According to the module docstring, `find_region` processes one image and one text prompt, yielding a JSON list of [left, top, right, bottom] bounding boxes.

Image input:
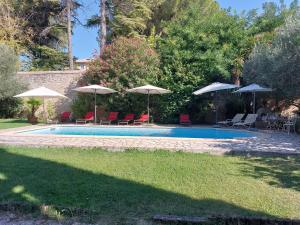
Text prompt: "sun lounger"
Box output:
[[118, 114, 135, 125], [233, 114, 258, 128], [218, 114, 244, 126], [100, 112, 119, 125], [60, 111, 71, 123], [76, 112, 94, 124], [133, 114, 149, 125], [180, 114, 192, 126]]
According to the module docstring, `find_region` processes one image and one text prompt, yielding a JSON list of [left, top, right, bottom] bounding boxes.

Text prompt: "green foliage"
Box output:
[[29, 45, 69, 71], [0, 0, 32, 53], [243, 14, 300, 110], [0, 44, 26, 118], [112, 0, 153, 37], [71, 95, 94, 118], [46, 101, 56, 120], [87, 0, 154, 39], [0, 44, 26, 98], [0, 98, 23, 118], [25, 98, 42, 117], [11, 0, 67, 48], [74, 37, 161, 118], [244, 1, 299, 43], [156, 1, 250, 122], [0, 0, 78, 70]]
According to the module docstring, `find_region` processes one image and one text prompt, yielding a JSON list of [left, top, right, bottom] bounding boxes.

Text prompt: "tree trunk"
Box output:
[[67, 0, 74, 70], [99, 0, 107, 56], [232, 67, 241, 86]]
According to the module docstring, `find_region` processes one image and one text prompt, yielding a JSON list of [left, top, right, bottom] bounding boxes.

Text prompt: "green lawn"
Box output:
[[0, 147, 299, 224], [0, 119, 31, 130]]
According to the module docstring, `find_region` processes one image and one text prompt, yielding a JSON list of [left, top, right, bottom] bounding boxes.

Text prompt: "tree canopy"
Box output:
[[0, 44, 26, 118], [0, 44, 25, 98], [0, 0, 299, 118], [0, 0, 80, 70], [243, 13, 300, 109], [72, 37, 161, 118]]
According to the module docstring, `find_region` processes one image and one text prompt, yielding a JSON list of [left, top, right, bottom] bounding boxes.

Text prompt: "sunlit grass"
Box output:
[[0, 119, 31, 130], [0, 146, 299, 223]]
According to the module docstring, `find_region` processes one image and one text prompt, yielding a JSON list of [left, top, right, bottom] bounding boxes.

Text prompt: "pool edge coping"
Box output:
[[3, 124, 260, 141]]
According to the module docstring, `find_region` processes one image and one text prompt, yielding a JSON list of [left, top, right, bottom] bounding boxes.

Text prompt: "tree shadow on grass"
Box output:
[[0, 148, 277, 224], [233, 155, 300, 192]]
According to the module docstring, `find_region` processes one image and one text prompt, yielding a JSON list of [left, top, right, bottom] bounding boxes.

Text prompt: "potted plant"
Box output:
[[25, 98, 42, 124]]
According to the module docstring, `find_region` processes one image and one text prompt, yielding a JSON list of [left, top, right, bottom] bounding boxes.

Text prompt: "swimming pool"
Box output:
[[20, 126, 255, 139]]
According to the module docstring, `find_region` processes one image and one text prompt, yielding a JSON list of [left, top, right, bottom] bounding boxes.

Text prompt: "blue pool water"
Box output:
[[20, 126, 255, 139]]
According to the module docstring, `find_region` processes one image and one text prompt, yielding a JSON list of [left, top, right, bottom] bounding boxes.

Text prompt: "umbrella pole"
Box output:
[[94, 90, 97, 124], [147, 91, 150, 124], [43, 97, 46, 123], [215, 91, 218, 124], [253, 92, 256, 114]]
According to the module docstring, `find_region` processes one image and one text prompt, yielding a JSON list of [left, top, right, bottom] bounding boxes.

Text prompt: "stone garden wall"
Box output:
[[17, 70, 84, 114]]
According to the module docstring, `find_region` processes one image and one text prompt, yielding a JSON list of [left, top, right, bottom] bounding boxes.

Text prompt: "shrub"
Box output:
[[71, 95, 94, 119], [73, 37, 161, 119], [0, 98, 23, 118], [0, 44, 27, 118], [46, 101, 56, 120], [243, 15, 300, 111], [25, 98, 42, 123]]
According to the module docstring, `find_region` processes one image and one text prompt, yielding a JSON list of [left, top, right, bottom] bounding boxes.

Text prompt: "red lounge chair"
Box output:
[[100, 112, 119, 125], [60, 111, 71, 123], [180, 114, 191, 126], [133, 114, 149, 125], [76, 112, 94, 124], [118, 114, 135, 125]]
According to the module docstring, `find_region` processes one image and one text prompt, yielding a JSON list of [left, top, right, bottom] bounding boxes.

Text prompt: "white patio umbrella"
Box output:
[[193, 82, 239, 124], [14, 86, 68, 121], [234, 83, 272, 113], [73, 85, 117, 123], [126, 85, 172, 124]]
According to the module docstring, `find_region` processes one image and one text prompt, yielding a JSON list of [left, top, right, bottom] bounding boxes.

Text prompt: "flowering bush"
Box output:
[[72, 37, 161, 119]]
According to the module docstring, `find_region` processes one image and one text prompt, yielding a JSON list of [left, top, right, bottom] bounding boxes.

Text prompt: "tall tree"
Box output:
[[100, 0, 107, 54], [244, 0, 299, 43], [243, 13, 300, 110], [111, 0, 152, 37], [0, 44, 26, 118], [8, 0, 69, 70], [87, 0, 154, 48], [67, 0, 74, 69], [72, 37, 160, 117], [0, 0, 32, 52], [61, 0, 81, 69], [86, 0, 109, 54], [156, 0, 251, 121]]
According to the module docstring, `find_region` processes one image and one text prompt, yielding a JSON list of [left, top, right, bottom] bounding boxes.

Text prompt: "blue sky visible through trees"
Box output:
[[73, 0, 294, 59]]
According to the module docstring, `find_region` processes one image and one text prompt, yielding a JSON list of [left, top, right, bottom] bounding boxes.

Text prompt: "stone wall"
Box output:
[[17, 70, 84, 114]]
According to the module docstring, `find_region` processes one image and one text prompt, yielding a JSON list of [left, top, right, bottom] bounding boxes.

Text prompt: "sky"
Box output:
[[73, 0, 294, 59]]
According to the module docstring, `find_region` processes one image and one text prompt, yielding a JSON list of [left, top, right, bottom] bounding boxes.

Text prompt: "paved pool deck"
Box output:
[[0, 124, 299, 156]]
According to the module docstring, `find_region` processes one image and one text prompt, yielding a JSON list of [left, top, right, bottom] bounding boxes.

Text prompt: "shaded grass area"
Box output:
[[0, 119, 31, 130], [237, 156, 300, 192], [0, 147, 299, 224]]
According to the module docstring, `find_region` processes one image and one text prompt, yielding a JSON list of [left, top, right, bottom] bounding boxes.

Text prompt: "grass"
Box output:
[[0, 119, 31, 130], [0, 146, 299, 224]]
